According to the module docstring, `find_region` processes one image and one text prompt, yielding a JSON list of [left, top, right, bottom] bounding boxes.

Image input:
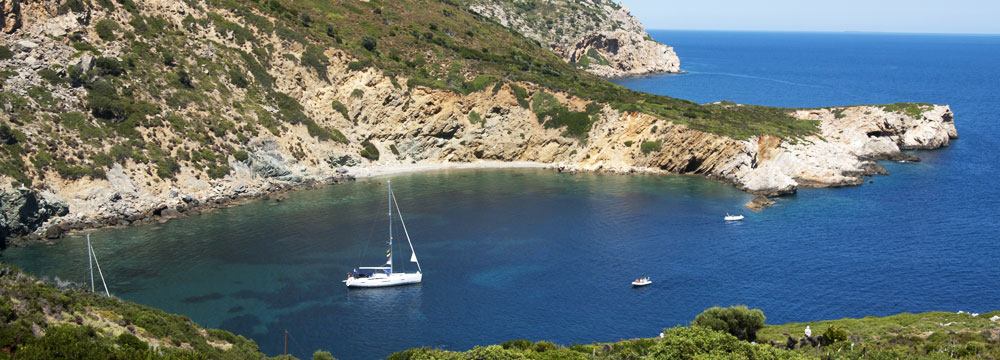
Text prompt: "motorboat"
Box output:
[[724, 213, 744, 221]]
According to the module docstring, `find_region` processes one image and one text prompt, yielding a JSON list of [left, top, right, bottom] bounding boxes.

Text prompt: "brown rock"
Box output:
[[745, 195, 775, 211]]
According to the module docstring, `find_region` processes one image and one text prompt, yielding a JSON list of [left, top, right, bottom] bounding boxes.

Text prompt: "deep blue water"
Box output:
[[4, 31, 1000, 359]]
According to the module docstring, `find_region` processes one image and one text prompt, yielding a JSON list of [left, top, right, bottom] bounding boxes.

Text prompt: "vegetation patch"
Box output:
[[359, 140, 379, 160], [881, 102, 933, 118], [640, 140, 661, 154]]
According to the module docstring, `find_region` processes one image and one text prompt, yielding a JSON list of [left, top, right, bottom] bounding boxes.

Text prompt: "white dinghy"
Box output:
[[345, 181, 423, 288], [724, 213, 744, 221], [632, 277, 652, 287]]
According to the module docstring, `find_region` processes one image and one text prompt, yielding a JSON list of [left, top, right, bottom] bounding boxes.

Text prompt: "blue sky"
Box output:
[[619, 0, 1000, 34]]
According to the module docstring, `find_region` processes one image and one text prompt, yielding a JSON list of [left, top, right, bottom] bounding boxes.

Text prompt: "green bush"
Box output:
[[361, 35, 377, 52], [37, 68, 64, 84], [821, 325, 849, 346], [312, 350, 337, 360], [351, 88, 364, 98], [0, 46, 13, 60], [624, 140, 633, 147], [95, 19, 119, 41], [691, 305, 766, 342], [359, 140, 379, 161], [468, 110, 481, 124], [331, 100, 349, 120], [233, 150, 249, 162], [640, 141, 661, 154], [94, 57, 124, 76]]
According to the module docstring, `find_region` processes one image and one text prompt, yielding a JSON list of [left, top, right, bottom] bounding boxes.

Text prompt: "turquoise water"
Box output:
[[4, 31, 1000, 359]]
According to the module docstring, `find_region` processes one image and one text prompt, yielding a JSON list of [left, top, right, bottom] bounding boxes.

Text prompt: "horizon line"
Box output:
[[645, 28, 1000, 36]]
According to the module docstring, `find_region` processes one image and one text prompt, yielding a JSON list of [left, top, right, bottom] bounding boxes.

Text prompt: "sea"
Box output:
[[3, 31, 999, 359]]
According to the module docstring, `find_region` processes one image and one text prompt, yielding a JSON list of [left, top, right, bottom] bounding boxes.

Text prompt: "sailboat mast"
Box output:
[[391, 191, 422, 273], [87, 234, 94, 292], [388, 181, 393, 274]]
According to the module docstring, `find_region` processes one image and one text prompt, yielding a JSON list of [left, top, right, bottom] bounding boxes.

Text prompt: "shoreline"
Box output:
[[347, 160, 552, 179], [3, 161, 560, 248]]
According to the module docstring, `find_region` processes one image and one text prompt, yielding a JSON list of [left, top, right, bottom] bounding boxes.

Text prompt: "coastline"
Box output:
[[347, 160, 551, 179]]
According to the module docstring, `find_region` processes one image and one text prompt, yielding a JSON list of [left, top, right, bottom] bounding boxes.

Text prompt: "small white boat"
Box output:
[[724, 213, 744, 221], [345, 181, 423, 288], [632, 277, 652, 287]]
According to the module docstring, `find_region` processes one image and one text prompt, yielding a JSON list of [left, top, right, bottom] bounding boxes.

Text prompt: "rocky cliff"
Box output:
[[0, 0, 956, 243], [466, 0, 680, 77]]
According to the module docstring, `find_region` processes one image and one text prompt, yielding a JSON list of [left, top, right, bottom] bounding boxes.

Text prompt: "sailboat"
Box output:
[[344, 181, 423, 288]]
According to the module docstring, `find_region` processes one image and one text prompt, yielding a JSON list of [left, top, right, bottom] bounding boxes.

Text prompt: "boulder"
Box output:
[[160, 208, 181, 218], [43, 225, 62, 239]]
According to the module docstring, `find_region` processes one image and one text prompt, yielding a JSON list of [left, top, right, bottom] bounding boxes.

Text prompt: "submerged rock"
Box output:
[[745, 195, 775, 211]]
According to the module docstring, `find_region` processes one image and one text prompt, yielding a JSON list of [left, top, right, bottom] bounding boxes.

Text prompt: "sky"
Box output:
[[619, 0, 1000, 35]]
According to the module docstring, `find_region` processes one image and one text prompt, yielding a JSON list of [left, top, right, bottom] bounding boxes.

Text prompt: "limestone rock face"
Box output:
[[731, 105, 958, 195], [468, 0, 680, 77]]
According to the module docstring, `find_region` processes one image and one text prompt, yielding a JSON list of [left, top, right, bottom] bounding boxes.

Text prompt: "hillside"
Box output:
[[0, 264, 312, 359], [0, 0, 956, 242], [464, 0, 681, 77]]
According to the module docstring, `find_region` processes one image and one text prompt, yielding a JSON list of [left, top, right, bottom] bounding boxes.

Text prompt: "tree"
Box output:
[[691, 305, 766, 342]]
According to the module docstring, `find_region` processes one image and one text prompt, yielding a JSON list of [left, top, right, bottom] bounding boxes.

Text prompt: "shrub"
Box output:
[[228, 68, 249, 88], [301, 45, 329, 81], [312, 350, 337, 360], [624, 140, 633, 147], [156, 158, 180, 179], [116, 333, 148, 351], [691, 305, 766, 342], [640, 141, 661, 154], [86, 80, 126, 120], [37, 68, 64, 84], [361, 35, 377, 52], [389, 144, 399, 156], [821, 325, 850, 346], [94, 57, 124, 76], [331, 100, 349, 120], [468, 110, 481, 124], [95, 19, 119, 41], [509, 83, 529, 108], [177, 69, 193, 88], [0, 46, 13, 60], [233, 150, 249, 162], [359, 140, 379, 161], [350, 89, 364, 98]]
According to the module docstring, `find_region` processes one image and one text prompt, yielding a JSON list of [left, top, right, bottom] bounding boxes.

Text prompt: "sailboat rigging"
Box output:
[[344, 181, 422, 288]]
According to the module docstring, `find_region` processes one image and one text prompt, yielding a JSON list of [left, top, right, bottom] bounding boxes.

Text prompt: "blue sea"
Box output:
[[4, 31, 1000, 359]]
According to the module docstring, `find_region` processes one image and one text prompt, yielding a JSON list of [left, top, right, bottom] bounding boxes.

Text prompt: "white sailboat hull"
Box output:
[[345, 272, 422, 288]]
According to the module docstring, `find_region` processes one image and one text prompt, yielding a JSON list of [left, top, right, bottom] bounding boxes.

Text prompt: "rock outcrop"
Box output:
[[0, 189, 68, 247], [467, 0, 680, 77]]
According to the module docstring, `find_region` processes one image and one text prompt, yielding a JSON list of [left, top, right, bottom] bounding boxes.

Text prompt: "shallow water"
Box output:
[[4, 31, 1000, 359]]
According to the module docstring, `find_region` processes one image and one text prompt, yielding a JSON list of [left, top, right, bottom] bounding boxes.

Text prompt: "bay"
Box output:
[[4, 31, 1000, 359]]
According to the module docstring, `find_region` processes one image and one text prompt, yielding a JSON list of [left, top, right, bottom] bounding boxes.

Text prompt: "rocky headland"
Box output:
[[466, 0, 681, 77], [0, 0, 957, 245]]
